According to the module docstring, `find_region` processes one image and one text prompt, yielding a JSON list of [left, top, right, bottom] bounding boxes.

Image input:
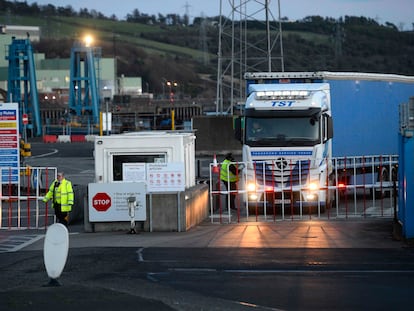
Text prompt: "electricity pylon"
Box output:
[[216, 0, 285, 114]]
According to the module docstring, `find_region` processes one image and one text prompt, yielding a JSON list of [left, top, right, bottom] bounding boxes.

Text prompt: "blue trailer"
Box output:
[[310, 72, 414, 198], [321, 72, 414, 157]]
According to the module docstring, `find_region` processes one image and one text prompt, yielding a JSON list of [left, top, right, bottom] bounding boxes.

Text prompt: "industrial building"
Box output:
[[0, 25, 185, 135]]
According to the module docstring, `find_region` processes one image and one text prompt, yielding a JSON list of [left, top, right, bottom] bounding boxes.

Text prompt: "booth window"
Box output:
[[112, 154, 165, 181]]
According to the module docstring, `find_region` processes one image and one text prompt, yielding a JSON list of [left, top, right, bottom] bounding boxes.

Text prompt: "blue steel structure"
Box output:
[[398, 98, 414, 239], [68, 42, 100, 125], [6, 38, 42, 136]]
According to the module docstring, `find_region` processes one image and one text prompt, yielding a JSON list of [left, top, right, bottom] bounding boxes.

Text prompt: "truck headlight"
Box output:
[[308, 182, 319, 191], [306, 193, 318, 200], [306, 181, 319, 201], [247, 182, 256, 192]]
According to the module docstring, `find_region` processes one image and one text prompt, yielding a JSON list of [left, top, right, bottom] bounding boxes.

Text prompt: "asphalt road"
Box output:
[[24, 141, 95, 186], [1, 238, 414, 311]]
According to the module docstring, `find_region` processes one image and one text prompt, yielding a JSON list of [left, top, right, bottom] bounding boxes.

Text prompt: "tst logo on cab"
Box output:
[[271, 101, 295, 107]]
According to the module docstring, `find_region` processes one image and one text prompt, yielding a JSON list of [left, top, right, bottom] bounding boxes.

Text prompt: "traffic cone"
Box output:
[[212, 154, 219, 173]]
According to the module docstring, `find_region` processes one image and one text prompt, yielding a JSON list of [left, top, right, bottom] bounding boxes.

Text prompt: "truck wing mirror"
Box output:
[[326, 115, 333, 140], [234, 117, 243, 142]]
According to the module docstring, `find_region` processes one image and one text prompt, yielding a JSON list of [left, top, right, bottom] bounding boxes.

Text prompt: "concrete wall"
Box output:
[[69, 185, 87, 225], [83, 183, 209, 232], [145, 183, 209, 232], [184, 184, 210, 230], [192, 116, 242, 157]]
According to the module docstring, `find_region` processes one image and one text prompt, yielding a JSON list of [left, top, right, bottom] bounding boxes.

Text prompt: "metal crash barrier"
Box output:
[[0, 166, 57, 229], [209, 155, 398, 223]]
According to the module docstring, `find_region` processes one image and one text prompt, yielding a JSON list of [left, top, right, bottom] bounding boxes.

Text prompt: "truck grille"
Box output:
[[254, 159, 310, 187]]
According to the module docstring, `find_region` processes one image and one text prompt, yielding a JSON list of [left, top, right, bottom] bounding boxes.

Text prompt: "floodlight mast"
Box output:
[[215, 0, 285, 115]]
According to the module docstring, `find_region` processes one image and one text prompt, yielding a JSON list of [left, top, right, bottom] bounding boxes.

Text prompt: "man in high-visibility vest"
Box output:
[[43, 172, 74, 227], [220, 153, 240, 210]]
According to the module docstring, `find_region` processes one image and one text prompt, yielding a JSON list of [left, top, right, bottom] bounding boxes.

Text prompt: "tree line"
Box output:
[[0, 0, 193, 25], [4, 1, 412, 30]]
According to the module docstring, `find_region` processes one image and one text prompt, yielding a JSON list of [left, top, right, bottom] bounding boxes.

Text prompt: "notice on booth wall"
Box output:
[[147, 162, 185, 192], [123, 163, 146, 182]]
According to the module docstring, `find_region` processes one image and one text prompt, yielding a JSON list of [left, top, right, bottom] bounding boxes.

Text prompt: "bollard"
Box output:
[[43, 223, 69, 286]]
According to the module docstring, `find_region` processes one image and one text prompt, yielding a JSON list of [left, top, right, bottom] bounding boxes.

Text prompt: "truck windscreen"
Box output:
[[245, 116, 320, 147]]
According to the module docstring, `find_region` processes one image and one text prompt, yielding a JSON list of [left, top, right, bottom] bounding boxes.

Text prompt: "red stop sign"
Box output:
[[22, 113, 28, 125], [92, 192, 112, 212]]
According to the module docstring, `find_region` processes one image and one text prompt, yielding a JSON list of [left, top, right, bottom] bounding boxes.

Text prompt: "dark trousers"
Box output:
[[54, 203, 68, 227], [222, 180, 237, 210]]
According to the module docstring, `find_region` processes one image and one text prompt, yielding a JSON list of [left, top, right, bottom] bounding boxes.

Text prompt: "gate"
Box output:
[[209, 155, 398, 223], [0, 166, 57, 229]]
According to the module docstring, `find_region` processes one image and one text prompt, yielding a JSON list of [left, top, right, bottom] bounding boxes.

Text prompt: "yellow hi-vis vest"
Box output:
[[43, 179, 74, 212], [220, 159, 239, 182]]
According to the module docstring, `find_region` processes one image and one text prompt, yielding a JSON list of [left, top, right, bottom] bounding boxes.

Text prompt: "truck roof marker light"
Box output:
[[255, 90, 310, 100]]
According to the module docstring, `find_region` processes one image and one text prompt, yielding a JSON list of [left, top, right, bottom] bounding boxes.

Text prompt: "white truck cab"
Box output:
[[235, 73, 334, 213]]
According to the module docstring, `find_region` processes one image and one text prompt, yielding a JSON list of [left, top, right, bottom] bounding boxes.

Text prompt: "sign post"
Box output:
[[22, 113, 28, 125], [22, 113, 28, 142]]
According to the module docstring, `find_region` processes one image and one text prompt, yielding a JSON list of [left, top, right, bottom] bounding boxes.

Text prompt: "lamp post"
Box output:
[[84, 34, 93, 47], [166, 81, 178, 130]]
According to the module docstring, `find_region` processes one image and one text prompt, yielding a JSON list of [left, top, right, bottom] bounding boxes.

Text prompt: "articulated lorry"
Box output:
[[235, 71, 414, 212]]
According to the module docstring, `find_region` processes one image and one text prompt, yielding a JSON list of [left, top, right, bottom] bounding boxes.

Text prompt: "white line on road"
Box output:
[[0, 235, 44, 253], [30, 149, 59, 158]]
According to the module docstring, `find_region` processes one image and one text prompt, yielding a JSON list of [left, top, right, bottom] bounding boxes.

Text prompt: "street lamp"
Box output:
[[166, 81, 178, 130], [84, 34, 93, 47]]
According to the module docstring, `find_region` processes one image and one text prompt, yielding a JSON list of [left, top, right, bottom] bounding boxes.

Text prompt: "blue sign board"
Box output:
[[0, 103, 20, 184]]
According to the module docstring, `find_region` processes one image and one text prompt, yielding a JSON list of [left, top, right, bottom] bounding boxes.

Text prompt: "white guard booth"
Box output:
[[94, 131, 195, 187], [88, 131, 199, 231]]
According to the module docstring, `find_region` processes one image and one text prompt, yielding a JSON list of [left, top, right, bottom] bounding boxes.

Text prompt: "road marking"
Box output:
[[136, 247, 144, 262], [30, 149, 59, 158], [80, 169, 94, 174], [0, 232, 79, 253], [0, 234, 44, 253]]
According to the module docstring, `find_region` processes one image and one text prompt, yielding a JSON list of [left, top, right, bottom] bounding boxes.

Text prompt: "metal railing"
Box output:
[[209, 155, 398, 223], [0, 167, 57, 229]]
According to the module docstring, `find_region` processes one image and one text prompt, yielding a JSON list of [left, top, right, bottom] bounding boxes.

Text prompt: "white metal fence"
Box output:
[[0, 166, 57, 229], [209, 155, 398, 223]]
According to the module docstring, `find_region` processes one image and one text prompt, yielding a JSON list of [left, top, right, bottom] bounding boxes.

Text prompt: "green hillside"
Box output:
[[1, 5, 414, 99]]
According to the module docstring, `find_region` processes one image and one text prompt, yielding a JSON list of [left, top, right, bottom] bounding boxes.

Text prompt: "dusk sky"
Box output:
[[26, 0, 413, 30]]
